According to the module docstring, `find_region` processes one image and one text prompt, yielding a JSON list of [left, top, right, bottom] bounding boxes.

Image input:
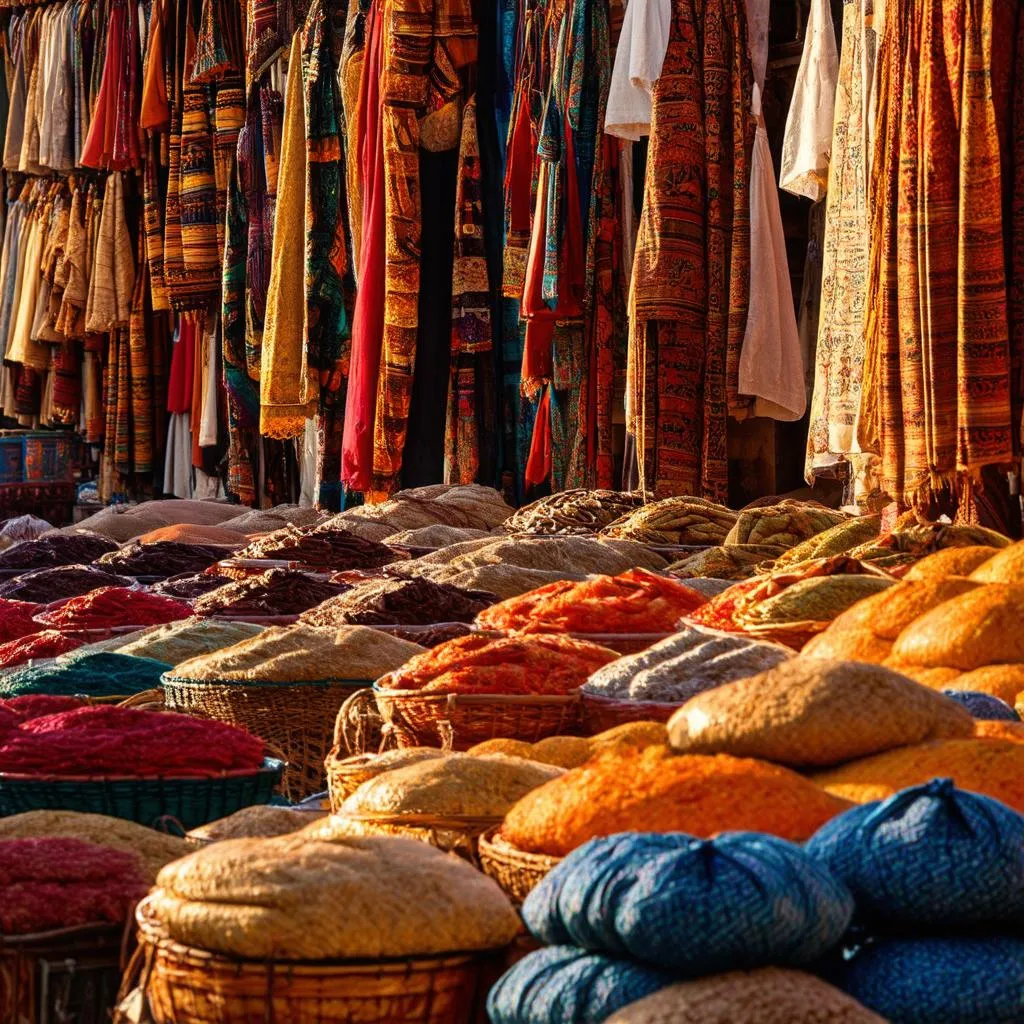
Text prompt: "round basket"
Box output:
[[0, 758, 284, 830], [567, 632, 673, 655], [477, 827, 561, 906], [127, 912, 492, 1024], [372, 678, 582, 751], [324, 749, 392, 811], [162, 674, 374, 802], [580, 692, 681, 733]]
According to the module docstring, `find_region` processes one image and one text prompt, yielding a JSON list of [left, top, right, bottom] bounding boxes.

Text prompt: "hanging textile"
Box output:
[[858, 0, 1017, 507], [628, 0, 754, 500]]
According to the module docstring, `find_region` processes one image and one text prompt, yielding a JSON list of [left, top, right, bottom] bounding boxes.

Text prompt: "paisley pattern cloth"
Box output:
[[628, 0, 754, 501]]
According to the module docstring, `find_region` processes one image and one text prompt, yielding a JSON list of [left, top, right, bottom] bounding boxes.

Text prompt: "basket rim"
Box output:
[[478, 825, 562, 867], [0, 755, 285, 784], [579, 691, 683, 709], [136, 907, 487, 970], [372, 681, 581, 705], [162, 673, 375, 688]]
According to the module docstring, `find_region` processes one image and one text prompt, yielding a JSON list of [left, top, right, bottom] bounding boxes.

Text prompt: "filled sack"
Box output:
[[807, 779, 1024, 927], [522, 832, 852, 974]]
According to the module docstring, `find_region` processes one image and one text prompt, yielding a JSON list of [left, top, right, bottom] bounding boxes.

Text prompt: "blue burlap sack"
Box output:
[[486, 946, 672, 1024], [941, 690, 1020, 720], [521, 832, 853, 974], [807, 778, 1024, 926], [834, 936, 1024, 1023]]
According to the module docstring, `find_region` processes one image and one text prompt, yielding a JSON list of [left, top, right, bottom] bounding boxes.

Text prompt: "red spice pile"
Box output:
[[0, 705, 265, 776], [385, 633, 618, 696], [35, 587, 191, 630], [0, 599, 41, 644], [0, 837, 148, 934], [477, 568, 707, 635], [0, 630, 84, 669]]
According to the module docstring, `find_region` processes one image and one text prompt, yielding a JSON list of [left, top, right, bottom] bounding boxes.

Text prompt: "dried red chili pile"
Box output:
[[0, 837, 148, 934], [0, 630, 83, 669], [0, 705, 265, 776], [477, 568, 708, 635], [35, 587, 191, 630], [384, 633, 618, 696], [0, 695, 86, 720], [0, 598, 41, 643]]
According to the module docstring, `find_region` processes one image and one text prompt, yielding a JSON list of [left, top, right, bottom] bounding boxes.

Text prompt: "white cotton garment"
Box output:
[[738, 92, 806, 422], [604, 0, 671, 141], [164, 412, 193, 498], [779, 0, 839, 201]]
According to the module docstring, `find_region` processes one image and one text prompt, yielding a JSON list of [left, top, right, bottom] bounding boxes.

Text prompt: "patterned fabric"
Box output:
[[628, 0, 754, 501], [859, 0, 1016, 507], [488, 946, 671, 1024], [445, 96, 492, 485], [942, 689, 1019, 721], [809, 779, 1024, 926], [834, 936, 1024, 1023], [524, 832, 853, 974], [212, 81, 245, 258]]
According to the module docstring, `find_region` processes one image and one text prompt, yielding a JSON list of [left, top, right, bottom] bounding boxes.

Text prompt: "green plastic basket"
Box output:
[[0, 758, 284, 829]]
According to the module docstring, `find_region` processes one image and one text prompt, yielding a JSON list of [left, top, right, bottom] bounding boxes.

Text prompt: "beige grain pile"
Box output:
[[601, 496, 737, 546], [0, 810, 187, 880], [117, 619, 265, 667], [326, 747, 449, 805], [337, 753, 562, 820], [469, 723, 667, 768], [725, 502, 848, 550], [605, 969, 885, 1024], [669, 545, 782, 580], [173, 625, 424, 682], [221, 504, 329, 535], [186, 806, 309, 844], [503, 489, 646, 535], [668, 658, 974, 768], [384, 525, 494, 547], [146, 834, 519, 959], [59, 500, 248, 542]]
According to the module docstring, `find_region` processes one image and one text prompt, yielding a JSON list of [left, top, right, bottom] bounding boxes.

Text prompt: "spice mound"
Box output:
[[301, 575, 496, 627], [385, 622, 478, 648], [504, 489, 647, 535], [236, 523, 398, 570], [0, 652, 172, 699], [0, 598, 41, 643], [384, 633, 618, 695], [601, 496, 737, 546], [0, 705, 264, 776], [0, 810, 187, 880], [173, 624, 425, 682], [0, 837, 149, 934], [147, 572, 233, 600], [193, 569, 349, 617], [95, 541, 229, 579], [0, 533, 118, 570], [144, 833, 520, 959], [477, 569, 706, 635], [500, 747, 852, 856], [35, 587, 191, 630], [0, 630, 84, 669], [187, 806, 309, 844], [0, 565, 134, 603], [116, 619, 265, 666], [583, 624, 792, 703]]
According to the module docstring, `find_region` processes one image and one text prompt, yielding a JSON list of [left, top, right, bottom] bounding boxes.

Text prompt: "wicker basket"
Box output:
[[123, 911, 492, 1024], [477, 827, 561, 906], [371, 680, 582, 751], [162, 674, 374, 801], [0, 758, 284, 829], [1, 923, 124, 1024], [580, 692, 681, 733]]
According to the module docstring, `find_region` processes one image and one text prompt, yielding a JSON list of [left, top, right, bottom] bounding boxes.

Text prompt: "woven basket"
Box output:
[[123, 911, 491, 1024], [325, 750, 391, 811], [372, 678, 582, 751], [580, 692, 681, 734], [0, 758, 283, 829], [477, 827, 561, 906], [2, 923, 124, 1024], [162, 674, 374, 801]]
